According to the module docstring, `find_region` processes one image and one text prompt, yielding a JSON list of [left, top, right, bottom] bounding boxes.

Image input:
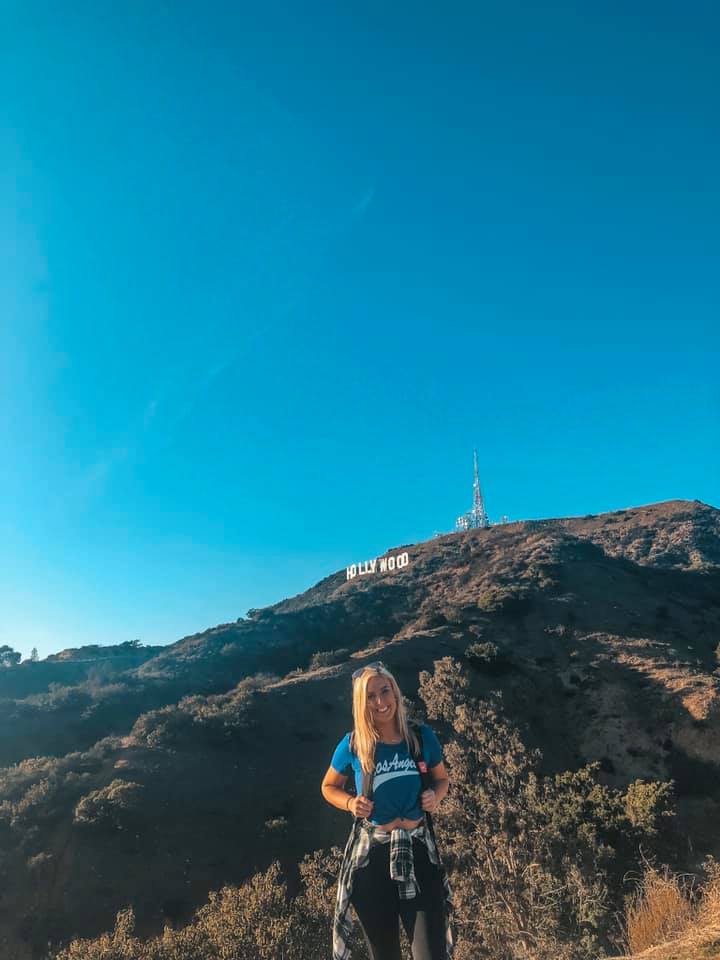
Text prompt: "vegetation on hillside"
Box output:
[[129, 672, 278, 750], [49, 656, 689, 960]]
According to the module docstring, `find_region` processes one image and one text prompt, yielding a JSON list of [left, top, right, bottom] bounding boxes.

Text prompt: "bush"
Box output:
[[477, 585, 533, 617], [190, 862, 294, 959], [29, 683, 94, 712], [27, 850, 53, 874], [12, 777, 59, 826], [465, 640, 498, 663], [625, 780, 675, 836], [308, 649, 349, 670], [464, 641, 510, 673], [131, 704, 188, 750], [73, 780, 143, 831], [263, 817, 288, 834]]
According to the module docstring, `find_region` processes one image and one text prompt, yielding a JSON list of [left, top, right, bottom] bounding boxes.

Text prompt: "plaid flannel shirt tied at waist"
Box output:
[[370, 822, 422, 899]]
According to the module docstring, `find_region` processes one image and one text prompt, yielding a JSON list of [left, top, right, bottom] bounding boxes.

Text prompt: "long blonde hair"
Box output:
[[350, 665, 419, 774]]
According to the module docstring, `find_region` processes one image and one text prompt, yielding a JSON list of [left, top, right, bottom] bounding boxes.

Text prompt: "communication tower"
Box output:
[[455, 450, 490, 531]]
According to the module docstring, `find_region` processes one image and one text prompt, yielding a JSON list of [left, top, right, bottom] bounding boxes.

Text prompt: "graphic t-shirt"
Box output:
[[330, 723, 443, 825]]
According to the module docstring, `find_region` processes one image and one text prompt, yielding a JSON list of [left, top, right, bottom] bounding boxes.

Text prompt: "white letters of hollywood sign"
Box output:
[[346, 552, 410, 580]]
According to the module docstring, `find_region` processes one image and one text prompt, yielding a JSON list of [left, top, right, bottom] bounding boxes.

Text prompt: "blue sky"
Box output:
[[4, 2, 718, 660]]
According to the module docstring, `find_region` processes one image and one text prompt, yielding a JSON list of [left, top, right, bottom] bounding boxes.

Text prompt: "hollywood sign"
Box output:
[[346, 552, 410, 580]]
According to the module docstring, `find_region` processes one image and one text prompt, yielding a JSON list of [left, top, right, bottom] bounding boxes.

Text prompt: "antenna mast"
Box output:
[[456, 448, 490, 530]]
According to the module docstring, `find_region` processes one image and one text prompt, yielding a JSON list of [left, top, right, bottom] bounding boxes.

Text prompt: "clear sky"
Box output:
[[4, 2, 718, 660]]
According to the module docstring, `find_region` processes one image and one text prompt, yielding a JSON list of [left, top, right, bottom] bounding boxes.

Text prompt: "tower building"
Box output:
[[455, 450, 490, 531]]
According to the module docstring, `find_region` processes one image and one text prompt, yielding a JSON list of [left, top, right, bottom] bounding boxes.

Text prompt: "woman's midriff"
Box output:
[[371, 815, 423, 831]]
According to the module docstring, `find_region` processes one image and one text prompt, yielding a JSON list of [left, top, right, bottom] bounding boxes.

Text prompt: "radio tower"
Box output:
[[456, 449, 490, 531]]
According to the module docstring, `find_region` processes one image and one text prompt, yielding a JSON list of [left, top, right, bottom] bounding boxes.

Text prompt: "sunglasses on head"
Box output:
[[351, 661, 387, 681]]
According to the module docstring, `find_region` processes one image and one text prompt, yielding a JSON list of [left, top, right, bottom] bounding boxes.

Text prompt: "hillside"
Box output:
[[0, 498, 719, 959]]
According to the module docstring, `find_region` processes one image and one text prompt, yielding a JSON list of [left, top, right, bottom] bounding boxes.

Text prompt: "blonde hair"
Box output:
[[350, 665, 419, 774]]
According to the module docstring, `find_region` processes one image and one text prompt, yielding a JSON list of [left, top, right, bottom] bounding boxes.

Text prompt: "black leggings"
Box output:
[[350, 837, 447, 960]]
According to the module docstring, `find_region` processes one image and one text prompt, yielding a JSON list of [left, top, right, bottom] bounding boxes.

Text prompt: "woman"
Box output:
[[321, 662, 453, 960]]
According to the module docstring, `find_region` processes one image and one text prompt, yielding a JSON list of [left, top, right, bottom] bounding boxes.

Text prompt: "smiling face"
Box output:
[[365, 673, 398, 730]]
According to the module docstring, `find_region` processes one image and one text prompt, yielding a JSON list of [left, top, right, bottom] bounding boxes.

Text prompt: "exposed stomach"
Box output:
[[372, 814, 424, 831]]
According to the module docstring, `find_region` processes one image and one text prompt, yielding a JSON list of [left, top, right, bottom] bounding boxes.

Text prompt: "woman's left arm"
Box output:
[[420, 761, 450, 813]]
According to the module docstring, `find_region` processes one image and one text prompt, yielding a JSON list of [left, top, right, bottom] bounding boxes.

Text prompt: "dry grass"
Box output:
[[625, 864, 694, 953], [610, 857, 720, 959]]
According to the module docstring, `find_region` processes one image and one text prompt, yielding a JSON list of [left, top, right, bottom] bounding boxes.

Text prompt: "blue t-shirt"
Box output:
[[330, 723, 443, 825]]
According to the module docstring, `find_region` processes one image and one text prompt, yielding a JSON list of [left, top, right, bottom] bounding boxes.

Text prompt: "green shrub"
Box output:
[[27, 850, 53, 875], [308, 649, 349, 670], [263, 817, 288, 834], [131, 704, 188, 750], [73, 780, 143, 831], [464, 641, 510, 673], [13, 776, 59, 826], [477, 585, 532, 616]]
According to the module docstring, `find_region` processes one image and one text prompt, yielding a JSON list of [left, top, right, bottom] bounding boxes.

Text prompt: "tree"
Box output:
[[0, 645, 21, 668], [30, 647, 39, 662]]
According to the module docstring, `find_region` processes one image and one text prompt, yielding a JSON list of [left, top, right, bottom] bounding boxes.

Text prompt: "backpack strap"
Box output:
[[409, 722, 438, 842], [409, 723, 432, 790], [349, 731, 374, 806]]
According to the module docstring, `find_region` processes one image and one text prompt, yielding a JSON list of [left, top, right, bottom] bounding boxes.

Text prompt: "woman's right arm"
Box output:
[[321, 766, 373, 818]]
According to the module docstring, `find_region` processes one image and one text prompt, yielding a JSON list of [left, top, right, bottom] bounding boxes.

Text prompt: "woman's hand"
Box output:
[[420, 788, 438, 813], [349, 794, 374, 818]]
